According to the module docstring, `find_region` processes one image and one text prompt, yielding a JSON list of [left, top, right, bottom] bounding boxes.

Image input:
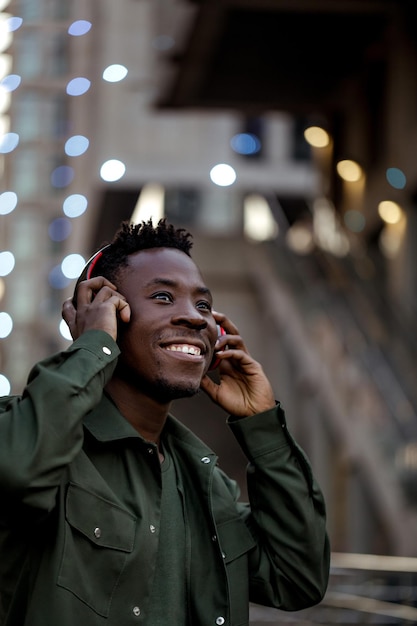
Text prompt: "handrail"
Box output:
[[325, 552, 417, 622], [323, 591, 417, 622], [331, 551, 417, 572]]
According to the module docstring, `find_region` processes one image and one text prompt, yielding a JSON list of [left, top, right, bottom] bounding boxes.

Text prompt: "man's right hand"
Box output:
[[62, 276, 131, 341]]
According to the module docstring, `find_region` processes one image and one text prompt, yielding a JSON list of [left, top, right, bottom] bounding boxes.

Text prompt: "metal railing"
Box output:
[[250, 553, 417, 625]]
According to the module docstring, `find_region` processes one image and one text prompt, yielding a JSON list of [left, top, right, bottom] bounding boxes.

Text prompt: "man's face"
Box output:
[[113, 247, 219, 402]]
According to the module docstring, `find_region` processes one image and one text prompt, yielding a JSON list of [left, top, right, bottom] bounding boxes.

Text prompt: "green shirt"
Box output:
[[0, 330, 330, 626]]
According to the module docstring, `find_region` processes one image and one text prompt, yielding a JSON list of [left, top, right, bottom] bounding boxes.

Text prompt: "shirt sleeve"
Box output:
[[227, 403, 330, 611], [0, 330, 120, 521]]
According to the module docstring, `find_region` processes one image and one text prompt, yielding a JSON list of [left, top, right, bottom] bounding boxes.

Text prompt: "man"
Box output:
[[0, 219, 330, 625]]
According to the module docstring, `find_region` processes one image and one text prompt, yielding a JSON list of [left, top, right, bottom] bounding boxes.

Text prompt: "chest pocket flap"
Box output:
[[66, 483, 136, 551], [66, 484, 136, 551], [216, 517, 256, 564]]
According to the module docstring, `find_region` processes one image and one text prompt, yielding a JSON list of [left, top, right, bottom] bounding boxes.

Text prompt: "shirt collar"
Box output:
[[84, 392, 142, 442], [83, 392, 215, 458]]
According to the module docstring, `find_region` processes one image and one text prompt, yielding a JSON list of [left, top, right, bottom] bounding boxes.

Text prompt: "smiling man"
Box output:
[[0, 219, 330, 626]]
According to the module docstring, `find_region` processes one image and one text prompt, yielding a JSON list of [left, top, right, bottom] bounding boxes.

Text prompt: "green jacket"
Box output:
[[0, 330, 330, 625]]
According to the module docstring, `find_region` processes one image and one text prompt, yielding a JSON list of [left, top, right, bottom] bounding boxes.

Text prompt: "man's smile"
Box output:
[[165, 344, 202, 356]]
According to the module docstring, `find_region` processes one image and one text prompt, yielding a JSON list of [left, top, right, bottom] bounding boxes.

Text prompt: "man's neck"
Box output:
[[105, 379, 170, 446]]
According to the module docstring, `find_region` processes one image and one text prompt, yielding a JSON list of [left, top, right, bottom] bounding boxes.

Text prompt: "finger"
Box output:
[[200, 375, 220, 402], [62, 298, 76, 326], [213, 348, 255, 372], [75, 277, 118, 306], [212, 311, 240, 336], [215, 333, 248, 355], [117, 299, 131, 323]]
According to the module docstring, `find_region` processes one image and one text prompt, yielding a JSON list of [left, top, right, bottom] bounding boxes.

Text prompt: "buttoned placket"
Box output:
[[127, 440, 163, 621], [197, 455, 229, 626]]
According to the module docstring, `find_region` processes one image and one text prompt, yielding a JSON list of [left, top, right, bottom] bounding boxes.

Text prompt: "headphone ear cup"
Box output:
[[72, 264, 90, 308], [209, 325, 226, 371], [72, 247, 109, 308]]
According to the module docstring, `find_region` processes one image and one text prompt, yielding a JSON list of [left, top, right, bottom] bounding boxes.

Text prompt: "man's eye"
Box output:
[[196, 301, 211, 311], [152, 292, 172, 302]]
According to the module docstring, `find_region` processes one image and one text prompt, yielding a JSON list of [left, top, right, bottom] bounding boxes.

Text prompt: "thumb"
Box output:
[[200, 375, 220, 404], [61, 298, 77, 339]]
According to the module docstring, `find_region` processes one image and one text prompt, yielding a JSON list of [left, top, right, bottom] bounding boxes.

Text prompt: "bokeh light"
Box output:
[[0, 86, 11, 113], [50, 165, 74, 188], [286, 222, 315, 255], [0, 17, 12, 53], [0, 250, 15, 276], [1, 74, 21, 91], [102, 64, 128, 83], [0, 190, 17, 215], [48, 217, 72, 242], [131, 184, 164, 224], [59, 318, 72, 341], [209, 163, 236, 187], [344, 209, 366, 233], [0, 374, 10, 396], [66, 77, 91, 96], [63, 194, 88, 218], [304, 126, 330, 148], [243, 194, 278, 241], [64, 135, 89, 156], [6, 16, 22, 32], [230, 133, 261, 155], [0, 131, 19, 153], [336, 159, 363, 182], [0, 311, 12, 337], [386, 167, 406, 190], [379, 217, 407, 259], [100, 159, 126, 182], [68, 20, 92, 36], [61, 253, 86, 279], [378, 200, 403, 225]]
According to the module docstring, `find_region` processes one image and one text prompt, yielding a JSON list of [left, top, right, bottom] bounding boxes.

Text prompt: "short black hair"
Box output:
[[89, 218, 193, 283]]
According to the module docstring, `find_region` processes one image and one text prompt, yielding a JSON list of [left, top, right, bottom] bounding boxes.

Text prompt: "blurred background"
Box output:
[[1, 0, 417, 622]]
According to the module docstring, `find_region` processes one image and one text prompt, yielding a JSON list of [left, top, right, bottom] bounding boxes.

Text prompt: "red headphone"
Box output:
[[72, 245, 111, 306]]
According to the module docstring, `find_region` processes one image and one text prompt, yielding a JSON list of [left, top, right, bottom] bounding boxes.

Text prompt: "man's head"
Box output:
[[75, 219, 219, 404]]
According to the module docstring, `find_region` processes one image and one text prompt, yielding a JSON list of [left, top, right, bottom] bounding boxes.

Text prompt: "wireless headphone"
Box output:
[[72, 245, 111, 307], [73, 244, 225, 370]]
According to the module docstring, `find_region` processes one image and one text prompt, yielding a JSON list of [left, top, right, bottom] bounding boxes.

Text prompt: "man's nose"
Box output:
[[172, 305, 207, 329]]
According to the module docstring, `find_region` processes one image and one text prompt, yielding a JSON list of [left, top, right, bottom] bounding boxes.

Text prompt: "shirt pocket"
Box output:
[[58, 483, 136, 617], [216, 518, 256, 626]]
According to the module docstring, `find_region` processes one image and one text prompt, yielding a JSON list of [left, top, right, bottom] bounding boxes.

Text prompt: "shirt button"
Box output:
[[212, 535, 217, 542], [201, 456, 211, 464], [102, 346, 111, 355], [216, 618, 225, 625], [147, 447, 154, 455], [94, 527, 101, 539], [150, 524, 156, 534], [132, 606, 141, 617]]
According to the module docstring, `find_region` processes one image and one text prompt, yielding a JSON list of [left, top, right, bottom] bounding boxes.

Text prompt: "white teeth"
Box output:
[[166, 344, 201, 356]]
